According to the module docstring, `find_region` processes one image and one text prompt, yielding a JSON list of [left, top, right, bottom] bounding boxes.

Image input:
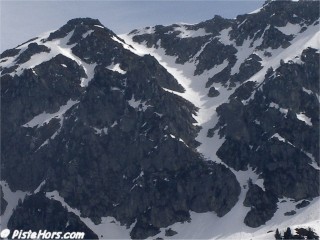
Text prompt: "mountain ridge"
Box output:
[[1, 1, 319, 239]]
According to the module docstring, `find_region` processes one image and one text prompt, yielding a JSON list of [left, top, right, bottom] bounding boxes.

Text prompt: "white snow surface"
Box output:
[[93, 127, 108, 135], [271, 133, 286, 142], [302, 87, 313, 95], [82, 30, 94, 39], [174, 25, 210, 38], [296, 112, 312, 126], [275, 22, 302, 36], [0, 30, 98, 88], [128, 95, 152, 111], [94, 25, 104, 29], [107, 62, 127, 74], [22, 99, 79, 128], [150, 198, 320, 240], [0, 181, 29, 229], [33, 180, 46, 194], [269, 102, 289, 117]]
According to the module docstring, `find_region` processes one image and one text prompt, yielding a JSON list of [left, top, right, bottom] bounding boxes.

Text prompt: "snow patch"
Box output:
[[302, 87, 313, 95], [128, 95, 152, 111], [80, 62, 97, 87], [218, 27, 233, 45], [94, 25, 104, 29], [271, 133, 286, 142], [111, 121, 118, 128], [0, 181, 29, 229], [269, 102, 288, 117], [174, 25, 210, 38], [34, 180, 46, 194], [275, 23, 302, 36], [303, 151, 320, 170], [82, 30, 94, 39], [107, 62, 126, 74], [111, 36, 135, 52], [296, 112, 312, 126], [22, 100, 79, 128], [93, 127, 108, 135]]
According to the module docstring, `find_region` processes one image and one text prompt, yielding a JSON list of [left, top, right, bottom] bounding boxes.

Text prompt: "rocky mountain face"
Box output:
[[1, 18, 240, 239], [127, 0, 319, 231], [1, 1, 319, 239]]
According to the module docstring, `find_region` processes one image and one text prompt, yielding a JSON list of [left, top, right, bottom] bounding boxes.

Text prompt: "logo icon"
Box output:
[[0, 229, 10, 238]]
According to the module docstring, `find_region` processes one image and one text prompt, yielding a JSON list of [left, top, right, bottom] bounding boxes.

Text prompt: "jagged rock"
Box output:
[[229, 81, 257, 101], [195, 39, 237, 76], [284, 210, 296, 216], [165, 228, 178, 237], [213, 49, 319, 207], [243, 184, 278, 228], [1, 48, 21, 58], [208, 87, 220, 97], [296, 200, 310, 209], [230, 54, 263, 83]]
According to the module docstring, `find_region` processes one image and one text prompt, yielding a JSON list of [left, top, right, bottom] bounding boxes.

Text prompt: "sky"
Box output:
[[0, 1, 264, 52]]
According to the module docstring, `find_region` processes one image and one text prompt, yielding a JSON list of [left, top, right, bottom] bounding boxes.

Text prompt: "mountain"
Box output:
[[1, 1, 319, 239]]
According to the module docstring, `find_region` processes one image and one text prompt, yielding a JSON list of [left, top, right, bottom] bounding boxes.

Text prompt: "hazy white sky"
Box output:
[[0, 1, 264, 51]]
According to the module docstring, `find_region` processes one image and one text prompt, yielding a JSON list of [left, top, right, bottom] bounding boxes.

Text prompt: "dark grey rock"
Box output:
[[296, 200, 310, 209], [8, 193, 98, 239], [1, 18, 241, 239], [212, 48, 319, 210], [284, 210, 296, 216], [208, 87, 220, 97], [16, 43, 51, 64], [1, 48, 21, 59], [165, 228, 177, 237], [0, 186, 8, 215], [195, 39, 237, 76], [243, 184, 278, 228]]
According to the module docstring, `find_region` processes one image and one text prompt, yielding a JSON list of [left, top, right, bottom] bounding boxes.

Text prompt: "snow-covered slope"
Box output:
[[1, 1, 319, 239], [1, 17, 239, 240], [121, 0, 320, 238]]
